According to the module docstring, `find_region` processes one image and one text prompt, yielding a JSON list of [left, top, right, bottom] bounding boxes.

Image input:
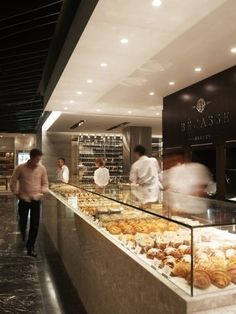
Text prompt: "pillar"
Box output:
[[122, 126, 152, 174]]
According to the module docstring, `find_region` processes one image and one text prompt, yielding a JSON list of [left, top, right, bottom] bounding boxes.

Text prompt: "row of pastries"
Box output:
[[50, 183, 236, 291]]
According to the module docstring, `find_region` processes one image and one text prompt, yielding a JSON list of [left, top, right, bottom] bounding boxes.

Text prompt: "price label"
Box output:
[[153, 258, 162, 269], [126, 241, 134, 250], [68, 196, 78, 209], [134, 245, 142, 255], [162, 265, 172, 277]]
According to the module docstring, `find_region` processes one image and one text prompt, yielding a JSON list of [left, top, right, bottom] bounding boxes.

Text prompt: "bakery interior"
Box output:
[[1, 1, 236, 314]]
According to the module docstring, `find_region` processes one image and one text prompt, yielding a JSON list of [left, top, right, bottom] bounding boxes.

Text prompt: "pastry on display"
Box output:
[[137, 236, 155, 253], [122, 225, 136, 235], [171, 262, 190, 278], [187, 270, 211, 290], [178, 245, 191, 255], [228, 256, 236, 267], [163, 256, 177, 268], [209, 269, 231, 288], [181, 254, 191, 264], [147, 248, 165, 260], [107, 225, 122, 235], [49, 182, 236, 292], [164, 247, 182, 259], [227, 265, 236, 284], [225, 249, 236, 259]]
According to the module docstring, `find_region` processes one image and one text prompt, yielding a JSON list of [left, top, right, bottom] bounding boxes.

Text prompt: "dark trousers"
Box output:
[[18, 199, 41, 249]]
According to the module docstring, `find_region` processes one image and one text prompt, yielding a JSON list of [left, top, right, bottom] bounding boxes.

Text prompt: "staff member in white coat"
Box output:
[[56, 158, 69, 183], [129, 145, 159, 204], [94, 158, 110, 188]]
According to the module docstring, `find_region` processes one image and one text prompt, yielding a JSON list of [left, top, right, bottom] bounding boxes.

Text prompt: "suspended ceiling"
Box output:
[[45, 0, 236, 133], [0, 0, 99, 133]]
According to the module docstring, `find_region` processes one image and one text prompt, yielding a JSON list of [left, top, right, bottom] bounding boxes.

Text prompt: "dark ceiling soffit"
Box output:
[[42, 0, 99, 106], [35, 111, 52, 131]]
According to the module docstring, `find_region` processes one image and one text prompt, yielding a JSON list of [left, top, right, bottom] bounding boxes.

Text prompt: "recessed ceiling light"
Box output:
[[194, 67, 202, 72], [169, 81, 175, 86], [230, 47, 236, 53], [156, 112, 161, 116], [87, 79, 93, 83], [100, 63, 108, 67], [96, 109, 101, 112], [128, 110, 132, 114], [149, 91, 155, 96], [64, 107, 68, 110], [69, 100, 75, 104], [120, 38, 128, 44], [76, 91, 82, 95], [152, 0, 162, 7]]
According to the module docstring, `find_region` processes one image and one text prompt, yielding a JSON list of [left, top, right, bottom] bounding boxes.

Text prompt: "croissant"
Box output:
[[228, 257, 236, 268], [227, 265, 236, 284], [186, 270, 211, 289], [107, 225, 122, 235], [171, 262, 191, 278], [209, 269, 231, 288]]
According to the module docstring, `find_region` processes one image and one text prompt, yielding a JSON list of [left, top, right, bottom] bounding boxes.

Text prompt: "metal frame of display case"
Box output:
[[50, 182, 236, 298]]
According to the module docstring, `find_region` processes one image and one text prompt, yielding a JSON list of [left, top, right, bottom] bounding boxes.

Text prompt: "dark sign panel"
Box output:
[[163, 66, 236, 147]]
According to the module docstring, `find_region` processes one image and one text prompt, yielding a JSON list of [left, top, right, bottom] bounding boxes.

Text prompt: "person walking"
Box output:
[[56, 157, 69, 183], [10, 148, 48, 257]]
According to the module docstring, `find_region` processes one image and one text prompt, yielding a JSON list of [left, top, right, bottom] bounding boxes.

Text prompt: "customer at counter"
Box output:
[[94, 158, 110, 188], [56, 158, 69, 183], [129, 145, 160, 203]]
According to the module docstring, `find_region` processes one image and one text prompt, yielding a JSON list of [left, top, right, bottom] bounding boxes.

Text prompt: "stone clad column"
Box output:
[[122, 126, 152, 174]]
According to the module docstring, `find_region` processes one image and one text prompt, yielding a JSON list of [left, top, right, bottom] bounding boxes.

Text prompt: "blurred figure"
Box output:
[[162, 154, 215, 214], [163, 155, 213, 197], [56, 158, 69, 183], [130, 145, 160, 203], [94, 158, 110, 188]]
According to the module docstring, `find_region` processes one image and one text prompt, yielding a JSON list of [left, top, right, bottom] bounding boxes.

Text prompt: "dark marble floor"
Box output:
[[0, 194, 86, 314]]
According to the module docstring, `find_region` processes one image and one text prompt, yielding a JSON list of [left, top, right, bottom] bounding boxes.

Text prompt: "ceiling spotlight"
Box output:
[[100, 63, 108, 67], [120, 38, 128, 44], [87, 79, 93, 83], [156, 112, 161, 116], [194, 67, 202, 72], [69, 100, 75, 104], [128, 110, 132, 114], [64, 107, 68, 110], [152, 0, 162, 7], [169, 81, 175, 86], [70, 120, 86, 130], [149, 91, 155, 96], [76, 91, 82, 95], [96, 109, 101, 112], [230, 47, 236, 53]]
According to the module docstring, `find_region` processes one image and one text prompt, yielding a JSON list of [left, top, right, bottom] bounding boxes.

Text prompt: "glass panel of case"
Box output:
[[49, 182, 236, 297]]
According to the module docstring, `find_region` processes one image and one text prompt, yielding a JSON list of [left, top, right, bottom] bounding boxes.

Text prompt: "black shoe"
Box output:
[[27, 248, 37, 257]]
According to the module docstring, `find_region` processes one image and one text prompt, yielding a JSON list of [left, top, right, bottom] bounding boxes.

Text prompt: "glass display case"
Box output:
[[49, 182, 236, 297]]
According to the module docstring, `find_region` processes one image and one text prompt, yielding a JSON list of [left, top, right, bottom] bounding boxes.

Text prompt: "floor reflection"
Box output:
[[0, 195, 86, 314]]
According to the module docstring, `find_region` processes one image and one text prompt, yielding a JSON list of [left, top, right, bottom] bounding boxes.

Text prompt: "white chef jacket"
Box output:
[[130, 156, 160, 203], [94, 167, 110, 187], [130, 156, 159, 186], [56, 165, 69, 183]]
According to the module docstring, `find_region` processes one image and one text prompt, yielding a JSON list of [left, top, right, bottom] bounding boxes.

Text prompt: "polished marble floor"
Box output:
[[0, 194, 86, 314]]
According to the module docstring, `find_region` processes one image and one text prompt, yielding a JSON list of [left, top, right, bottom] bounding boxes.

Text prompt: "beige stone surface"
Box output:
[[43, 193, 236, 314]]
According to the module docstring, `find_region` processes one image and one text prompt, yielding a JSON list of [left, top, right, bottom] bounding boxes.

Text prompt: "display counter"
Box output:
[[43, 182, 236, 314]]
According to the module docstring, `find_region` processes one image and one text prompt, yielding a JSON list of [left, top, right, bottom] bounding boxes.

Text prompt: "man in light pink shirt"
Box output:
[[10, 148, 48, 257]]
